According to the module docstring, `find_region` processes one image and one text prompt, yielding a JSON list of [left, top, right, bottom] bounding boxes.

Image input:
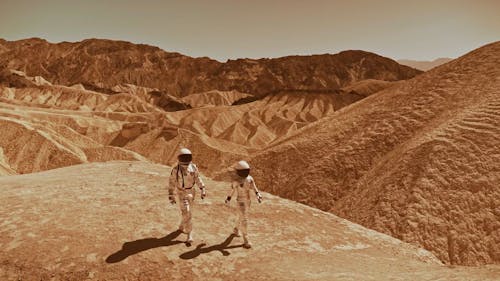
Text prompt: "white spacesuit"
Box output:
[[168, 148, 206, 244], [225, 160, 262, 248]]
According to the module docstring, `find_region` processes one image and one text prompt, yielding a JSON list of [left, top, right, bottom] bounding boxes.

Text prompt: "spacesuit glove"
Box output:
[[169, 195, 176, 204], [201, 188, 206, 200], [256, 192, 263, 203], [225, 196, 231, 204]]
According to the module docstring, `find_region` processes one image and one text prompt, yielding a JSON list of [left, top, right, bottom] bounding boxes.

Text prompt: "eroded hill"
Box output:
[[249, 41, 500, 265], [0, 71, 395, 176]]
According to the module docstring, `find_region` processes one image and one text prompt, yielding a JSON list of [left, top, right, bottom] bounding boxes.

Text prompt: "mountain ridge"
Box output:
[[0, 38, 421, 98]]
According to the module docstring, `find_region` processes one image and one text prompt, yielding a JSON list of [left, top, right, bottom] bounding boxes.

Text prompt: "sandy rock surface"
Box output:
[[1, 161, 499, 280]]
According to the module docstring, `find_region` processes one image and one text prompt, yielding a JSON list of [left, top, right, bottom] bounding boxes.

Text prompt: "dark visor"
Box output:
[[236, 169, 250, 178], [178, 154, 192, 163]]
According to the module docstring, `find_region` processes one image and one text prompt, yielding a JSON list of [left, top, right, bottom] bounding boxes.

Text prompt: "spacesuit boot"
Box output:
[[186, 232, 194, 244], [233, 227, 241, 237], [243, 235, 251, 249]]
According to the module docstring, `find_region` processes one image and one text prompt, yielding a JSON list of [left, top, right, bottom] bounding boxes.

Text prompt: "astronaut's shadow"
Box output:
[[179, 234, 244, 260], [106, 229, 184, 263]]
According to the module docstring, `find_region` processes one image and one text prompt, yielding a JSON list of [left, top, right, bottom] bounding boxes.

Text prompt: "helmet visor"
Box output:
[[178, 154, 192, 163], [236, 169, 250, 178]]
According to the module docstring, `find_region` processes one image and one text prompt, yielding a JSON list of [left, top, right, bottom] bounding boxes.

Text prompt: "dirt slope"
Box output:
[[1, 161, 499, 280], [249, 42, 500, 265], [341, 79, 394, 97], [0, 114, 145, 174], [168, 90, 363, 149], [0, 147, 15, 176]]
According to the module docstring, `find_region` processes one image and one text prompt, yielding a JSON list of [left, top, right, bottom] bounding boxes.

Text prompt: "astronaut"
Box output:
[[168, 148, 206, 244], [225, 160, 263, 248]]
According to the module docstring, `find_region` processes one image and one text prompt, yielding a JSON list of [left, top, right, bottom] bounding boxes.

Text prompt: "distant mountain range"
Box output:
[[0, 38, 421, 98], [398, 58, 453, 71]]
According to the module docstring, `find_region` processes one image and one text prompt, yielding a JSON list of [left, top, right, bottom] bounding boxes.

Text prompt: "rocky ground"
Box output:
[[1, 161, 499, 280]]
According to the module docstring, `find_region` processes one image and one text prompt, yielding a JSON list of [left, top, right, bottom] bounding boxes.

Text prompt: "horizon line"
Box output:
[[0, 36, 462, 63]]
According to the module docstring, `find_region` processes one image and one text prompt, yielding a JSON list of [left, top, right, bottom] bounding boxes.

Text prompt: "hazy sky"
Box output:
[[0, 0, 499, 61]]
